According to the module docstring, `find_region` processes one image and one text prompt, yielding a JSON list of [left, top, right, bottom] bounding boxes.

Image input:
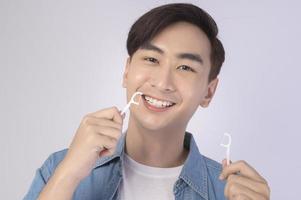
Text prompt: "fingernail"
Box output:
[[219, 174, 224, 180]]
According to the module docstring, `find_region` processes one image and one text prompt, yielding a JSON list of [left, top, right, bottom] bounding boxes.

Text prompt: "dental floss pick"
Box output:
[[98, 92, 143, 155], [220, 132, 232, 166], [120, 92, 143, 116]]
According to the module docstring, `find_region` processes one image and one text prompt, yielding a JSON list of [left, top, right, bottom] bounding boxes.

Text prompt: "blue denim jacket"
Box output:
[[24, 132, 226, 200]]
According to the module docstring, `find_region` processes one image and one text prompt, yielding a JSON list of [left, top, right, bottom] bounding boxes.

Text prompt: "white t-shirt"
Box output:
[[118, 153, 184, 200]]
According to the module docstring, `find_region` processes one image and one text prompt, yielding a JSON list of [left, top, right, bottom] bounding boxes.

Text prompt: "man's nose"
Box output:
[[150, 66, 175, 92]]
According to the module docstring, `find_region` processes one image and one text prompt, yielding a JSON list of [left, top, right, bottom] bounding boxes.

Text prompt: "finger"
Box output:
[[120, 111, 126, 119], [232, 194, 251, 200], [222, 158, 232, 168], [99, 148, 110, 157], [220, 160, 265, 182], [83, 116, 122, 130], [93, 134, 117, 151], [222, 159, 227, 168], [226, 174, 270, 198], [225, 181, 267, 200], [87, 106, 124, 125], [89, 125, 122, 140], [98, 148, 116, 157]]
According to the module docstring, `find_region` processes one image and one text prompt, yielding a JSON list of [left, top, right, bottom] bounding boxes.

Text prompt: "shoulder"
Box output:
[[23, 149, 69, 199], [39, 149, 68, 181]]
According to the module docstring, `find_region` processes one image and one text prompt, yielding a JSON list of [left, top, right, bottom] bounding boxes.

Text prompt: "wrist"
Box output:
[[54, 160, 82, 186], [37, 161, 82, 200]]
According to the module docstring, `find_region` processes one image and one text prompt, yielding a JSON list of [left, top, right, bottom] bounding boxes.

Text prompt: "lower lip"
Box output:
[[142, 96, 174, 112]]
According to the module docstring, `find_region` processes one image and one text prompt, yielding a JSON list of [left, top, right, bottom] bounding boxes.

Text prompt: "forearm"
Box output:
[[37, 162, 81, 200]]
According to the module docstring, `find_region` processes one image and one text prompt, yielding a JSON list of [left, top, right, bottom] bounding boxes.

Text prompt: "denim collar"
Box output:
[[179, 132, 208, 200], [93, 131, 208, 200], [93, 131, 126, 168]]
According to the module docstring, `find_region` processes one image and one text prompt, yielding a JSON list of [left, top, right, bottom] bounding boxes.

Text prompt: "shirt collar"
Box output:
[[93, 132, 126, 168], [179, 132, 208, 200], [93, 131, 208, 199]]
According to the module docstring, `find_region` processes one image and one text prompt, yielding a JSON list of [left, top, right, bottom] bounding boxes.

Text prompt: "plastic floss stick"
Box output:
[[96, 92, 143, 155], [120, 92, 143, 116], [220, 132, 232, 166]]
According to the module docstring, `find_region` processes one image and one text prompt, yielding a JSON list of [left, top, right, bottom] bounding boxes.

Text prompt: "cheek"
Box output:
[[177, 79, 205, 105], [127, 67, 150, 86], [182, 88, 201, 105]]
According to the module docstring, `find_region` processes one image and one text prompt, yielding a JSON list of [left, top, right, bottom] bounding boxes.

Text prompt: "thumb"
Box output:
[[221, 158, 232, 168], [118, 110, 126, 119], [222, 159, 227, 168]]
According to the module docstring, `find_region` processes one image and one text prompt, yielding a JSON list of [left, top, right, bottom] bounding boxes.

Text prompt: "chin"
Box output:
[[129, 111, 170, 132]]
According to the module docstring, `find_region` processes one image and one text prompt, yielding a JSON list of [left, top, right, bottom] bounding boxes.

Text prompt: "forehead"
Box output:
[[149, 22, 211, 57]]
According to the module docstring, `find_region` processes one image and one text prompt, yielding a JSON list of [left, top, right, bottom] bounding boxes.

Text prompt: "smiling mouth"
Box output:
[[141, 94, 176, 110]]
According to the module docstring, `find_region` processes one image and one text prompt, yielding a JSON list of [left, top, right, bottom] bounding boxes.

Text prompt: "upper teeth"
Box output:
[[144, 95, 174, 108]]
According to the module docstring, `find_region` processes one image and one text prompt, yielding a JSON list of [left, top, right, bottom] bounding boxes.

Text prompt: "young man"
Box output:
[[24, 3, 270, 200]]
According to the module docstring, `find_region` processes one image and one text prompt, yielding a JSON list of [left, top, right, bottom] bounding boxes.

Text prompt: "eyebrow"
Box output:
[[140, 42, 204, 65]]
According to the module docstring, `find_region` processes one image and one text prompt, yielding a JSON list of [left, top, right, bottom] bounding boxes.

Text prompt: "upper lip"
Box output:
[[142, 93, 176, 104]]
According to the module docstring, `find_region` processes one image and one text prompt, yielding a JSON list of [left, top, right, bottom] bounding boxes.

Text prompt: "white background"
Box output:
[[1, 0, 300, 199]]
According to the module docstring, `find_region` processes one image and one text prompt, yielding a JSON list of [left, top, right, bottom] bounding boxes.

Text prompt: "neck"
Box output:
[[124, 117, 189, 168]]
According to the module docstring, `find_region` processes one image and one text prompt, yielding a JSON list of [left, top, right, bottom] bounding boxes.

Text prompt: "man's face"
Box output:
[[122, 22, 218, 132]]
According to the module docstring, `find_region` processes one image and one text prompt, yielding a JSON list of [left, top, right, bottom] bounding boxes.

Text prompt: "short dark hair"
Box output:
[[126, 3, 225, 83]]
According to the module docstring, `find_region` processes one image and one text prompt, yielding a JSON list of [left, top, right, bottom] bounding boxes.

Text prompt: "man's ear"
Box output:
[[122, 57, 131, 88], [200, 78, 219, 108]]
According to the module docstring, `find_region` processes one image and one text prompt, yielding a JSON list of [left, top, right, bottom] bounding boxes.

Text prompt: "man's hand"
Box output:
[[61, 106, 125, 181], [219, 159, 270, 200], [37, 106, 124, 200]]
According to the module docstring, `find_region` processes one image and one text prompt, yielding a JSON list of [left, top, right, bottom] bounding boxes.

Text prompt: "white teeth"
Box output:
[[144, 95, 174, 108]]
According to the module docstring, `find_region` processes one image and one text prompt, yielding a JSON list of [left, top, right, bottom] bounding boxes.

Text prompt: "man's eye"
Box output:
[[144, 57, 158, 63], [178, 65, 195, 72]]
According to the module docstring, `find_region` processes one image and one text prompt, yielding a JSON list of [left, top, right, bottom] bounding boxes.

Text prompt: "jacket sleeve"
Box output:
[[22, 150, 66, 200], [23, 167, 47, 200]]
